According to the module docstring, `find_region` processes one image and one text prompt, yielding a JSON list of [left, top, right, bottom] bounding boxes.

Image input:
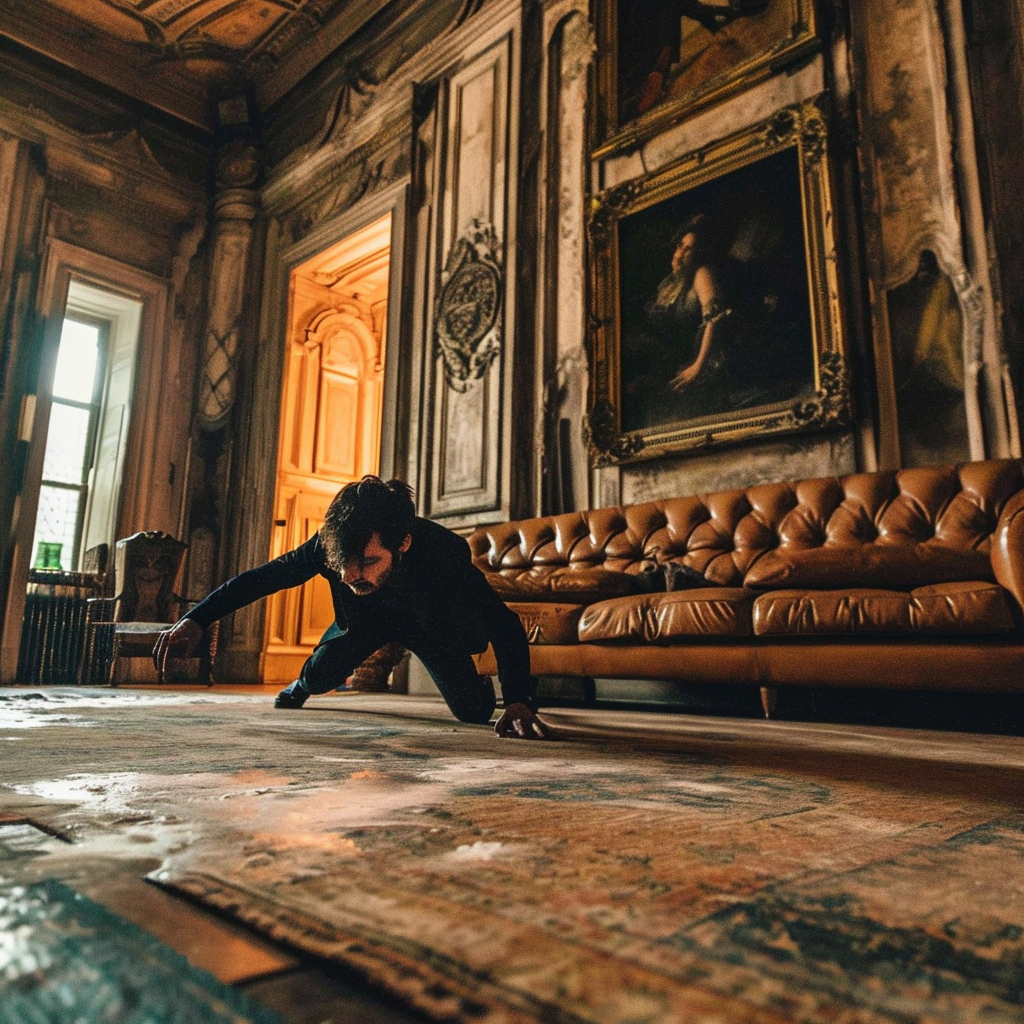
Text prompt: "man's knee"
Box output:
[[300, 637, 363, 694], [451, 703, 495, 725], [443, 674, 496, 724]]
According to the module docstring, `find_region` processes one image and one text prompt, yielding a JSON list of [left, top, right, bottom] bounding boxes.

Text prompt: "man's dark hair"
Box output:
[[320, 476, 415, 571]]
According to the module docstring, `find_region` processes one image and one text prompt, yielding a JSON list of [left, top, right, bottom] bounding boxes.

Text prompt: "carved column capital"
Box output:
[[216, 137, 259, 190]]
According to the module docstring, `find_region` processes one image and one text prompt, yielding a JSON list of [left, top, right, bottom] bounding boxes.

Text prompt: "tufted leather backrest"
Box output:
[[468, 459, 1024, 589]]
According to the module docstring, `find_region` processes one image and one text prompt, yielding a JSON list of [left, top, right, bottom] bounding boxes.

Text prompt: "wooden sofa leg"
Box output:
[[759, 686, 778, 719]]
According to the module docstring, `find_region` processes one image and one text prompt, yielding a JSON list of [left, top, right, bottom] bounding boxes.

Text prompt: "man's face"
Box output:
[[340, 531, 411, 595]]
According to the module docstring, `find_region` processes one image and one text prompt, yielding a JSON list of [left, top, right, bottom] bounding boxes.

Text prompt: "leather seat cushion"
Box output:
[[508, 602, 586, 645], [578, 588, 752, 643], [485, 566, 637, 603], [752, 581, 1016, 636], [744, 544, 994, 591]]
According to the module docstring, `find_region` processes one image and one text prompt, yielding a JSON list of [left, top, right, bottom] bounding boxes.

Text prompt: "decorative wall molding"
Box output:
[[277, 122, 409, 244], [850, 0, 1014, 464], [422, 21, 520, 525], [0, 100, 203, 223], [433, 218, 503, 391], [261, 0, 522, 207]]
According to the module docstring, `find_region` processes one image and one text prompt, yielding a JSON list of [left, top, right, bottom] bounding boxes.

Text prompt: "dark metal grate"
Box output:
[[16, 570, 99, 684]]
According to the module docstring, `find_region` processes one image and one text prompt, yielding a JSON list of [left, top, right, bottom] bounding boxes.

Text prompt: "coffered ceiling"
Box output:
[[0, 0, 393, 130]]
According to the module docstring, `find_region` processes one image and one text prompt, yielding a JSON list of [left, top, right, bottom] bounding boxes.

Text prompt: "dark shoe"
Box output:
[[274, 684, 308, 709]]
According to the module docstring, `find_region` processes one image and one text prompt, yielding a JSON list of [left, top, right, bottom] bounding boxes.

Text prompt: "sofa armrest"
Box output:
[[992, 490, 1024, 617]]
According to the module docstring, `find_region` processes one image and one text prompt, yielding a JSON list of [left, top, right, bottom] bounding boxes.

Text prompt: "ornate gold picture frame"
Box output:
[[585, 99, 850, 466], [594, 0, 819, 157]]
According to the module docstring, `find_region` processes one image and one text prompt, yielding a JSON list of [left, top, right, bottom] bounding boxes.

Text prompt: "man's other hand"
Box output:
[[153, 617, 203, 676], [494, 702, 549, 739]]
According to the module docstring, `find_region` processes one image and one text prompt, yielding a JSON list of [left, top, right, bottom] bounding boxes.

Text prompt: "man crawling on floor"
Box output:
[[153, 475, 548, 740]]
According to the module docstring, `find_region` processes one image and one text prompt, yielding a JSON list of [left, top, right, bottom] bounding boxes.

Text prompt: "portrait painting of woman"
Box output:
[[617, 145, 815, 433]]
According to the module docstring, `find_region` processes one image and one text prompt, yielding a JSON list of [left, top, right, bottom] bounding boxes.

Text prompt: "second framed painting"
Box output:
[[586, 99, 851, 465], [594, 0, 819, 155]]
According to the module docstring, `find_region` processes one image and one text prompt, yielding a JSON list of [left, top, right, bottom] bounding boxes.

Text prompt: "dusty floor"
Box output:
[[1, 685, 440, 1024], [4, 684, 1024, 1023]]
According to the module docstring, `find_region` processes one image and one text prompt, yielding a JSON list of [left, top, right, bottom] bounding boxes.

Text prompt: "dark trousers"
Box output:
[[289, 610, 496, 725]]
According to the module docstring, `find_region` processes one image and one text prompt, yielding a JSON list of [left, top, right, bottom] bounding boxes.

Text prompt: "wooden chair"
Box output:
[[84, 531, 218, 685]]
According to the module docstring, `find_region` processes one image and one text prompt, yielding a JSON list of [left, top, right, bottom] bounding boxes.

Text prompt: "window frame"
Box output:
[[31, 314, 110, 570]]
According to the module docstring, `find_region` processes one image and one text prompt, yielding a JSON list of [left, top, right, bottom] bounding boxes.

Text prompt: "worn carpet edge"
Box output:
[[149, 867, 538, 1024], [0, 878, 285, 1024], [149, 868, 790, 1024]]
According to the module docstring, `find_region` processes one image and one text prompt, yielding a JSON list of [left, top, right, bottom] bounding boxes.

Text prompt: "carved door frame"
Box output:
[[219, 182, 411, 682]]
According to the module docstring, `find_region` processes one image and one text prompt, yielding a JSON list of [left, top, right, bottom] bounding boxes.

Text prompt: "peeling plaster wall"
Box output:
[[621, 433, 857, 507], [0, 46, 208, 681], [223, 0, 1024, 550], [586, 0, 1019, 506]]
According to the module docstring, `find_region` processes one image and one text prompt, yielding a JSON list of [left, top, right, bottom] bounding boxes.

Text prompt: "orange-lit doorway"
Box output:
[[262, 214, 392, 684]]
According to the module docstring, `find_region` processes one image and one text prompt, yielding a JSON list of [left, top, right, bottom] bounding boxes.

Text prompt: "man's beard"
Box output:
[[348, 580, 377, 595], [346, 551, 401, 595]]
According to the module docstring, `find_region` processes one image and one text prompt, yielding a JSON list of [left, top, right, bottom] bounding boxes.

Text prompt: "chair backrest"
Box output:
[[82, 542, 109, 577], [82, 543, 111, 595], [113, 532, 187, 623]]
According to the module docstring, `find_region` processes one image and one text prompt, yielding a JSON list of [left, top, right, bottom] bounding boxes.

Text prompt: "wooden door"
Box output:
[[263, 216, 391, 683]]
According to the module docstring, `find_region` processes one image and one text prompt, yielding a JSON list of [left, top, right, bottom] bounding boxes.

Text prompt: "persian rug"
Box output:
[[0, 877, 284, 1024], [139, 701, 1024, 1024]]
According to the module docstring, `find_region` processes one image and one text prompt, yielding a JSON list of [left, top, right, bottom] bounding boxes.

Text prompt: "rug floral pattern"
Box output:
[[3, 690, 1024, 1024], [158, 720, 1024, 1023]]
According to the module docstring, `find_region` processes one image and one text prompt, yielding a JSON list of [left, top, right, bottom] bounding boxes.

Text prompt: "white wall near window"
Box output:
[[1, 240, 177, 684]]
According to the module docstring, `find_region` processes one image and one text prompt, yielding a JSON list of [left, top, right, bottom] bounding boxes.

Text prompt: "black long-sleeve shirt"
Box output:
[[185, 517, 534, 705]]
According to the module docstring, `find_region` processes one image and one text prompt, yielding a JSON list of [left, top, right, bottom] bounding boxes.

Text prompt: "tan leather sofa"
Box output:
[[468, 459, 1024, 712]]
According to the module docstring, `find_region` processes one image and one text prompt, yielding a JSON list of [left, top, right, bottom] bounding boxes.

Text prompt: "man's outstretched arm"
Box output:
[[152, 535, 324, 677], [454, 553, 550, 739]]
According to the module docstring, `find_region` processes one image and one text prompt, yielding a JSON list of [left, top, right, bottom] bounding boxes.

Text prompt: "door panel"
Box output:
[[317, 369, 361, 477]]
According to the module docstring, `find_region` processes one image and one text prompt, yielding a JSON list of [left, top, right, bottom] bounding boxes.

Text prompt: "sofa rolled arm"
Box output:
[[992, 489, 1024, 618]]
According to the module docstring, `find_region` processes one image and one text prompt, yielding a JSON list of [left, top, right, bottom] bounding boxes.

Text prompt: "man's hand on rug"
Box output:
[[494, 702, 549, 740], [153, 617, 203, 675]]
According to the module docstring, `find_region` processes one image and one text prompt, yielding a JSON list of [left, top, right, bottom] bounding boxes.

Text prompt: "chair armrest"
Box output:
[[992, 490, 1024, 619], [85, 596, 117, 625]]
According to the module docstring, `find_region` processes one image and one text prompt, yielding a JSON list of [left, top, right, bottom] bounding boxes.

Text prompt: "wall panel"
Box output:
[[425, 27, 520, 525]]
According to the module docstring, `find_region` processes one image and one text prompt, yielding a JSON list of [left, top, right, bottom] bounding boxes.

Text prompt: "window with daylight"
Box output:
[[30, 318, 106, 571]]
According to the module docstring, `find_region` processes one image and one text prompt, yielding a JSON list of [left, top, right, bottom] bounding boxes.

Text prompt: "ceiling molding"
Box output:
[[0, 1, 214, 130], [0, 1, 410, 132], [251, 0, 396, 110], [260, 0, 519, 204]]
